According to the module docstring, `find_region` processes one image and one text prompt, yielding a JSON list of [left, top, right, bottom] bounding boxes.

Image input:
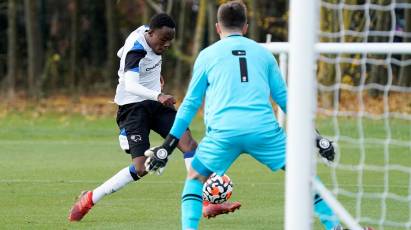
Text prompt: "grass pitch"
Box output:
[[0, 112, 409, 229]]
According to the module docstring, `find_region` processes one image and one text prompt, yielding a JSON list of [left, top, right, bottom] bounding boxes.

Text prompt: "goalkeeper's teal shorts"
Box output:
[[191, 126, 286, 177]]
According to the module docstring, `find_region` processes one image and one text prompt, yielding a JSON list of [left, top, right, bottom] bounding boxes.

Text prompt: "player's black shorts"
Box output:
[[116, 100, 176, 158]]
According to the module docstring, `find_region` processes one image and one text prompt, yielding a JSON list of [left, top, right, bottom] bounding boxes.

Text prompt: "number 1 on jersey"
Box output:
[[232, 50, 248, 83], [239, 57, 248, 82]]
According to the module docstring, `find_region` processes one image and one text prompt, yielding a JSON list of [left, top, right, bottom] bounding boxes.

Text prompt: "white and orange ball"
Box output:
[[202, 173, 233, 204]]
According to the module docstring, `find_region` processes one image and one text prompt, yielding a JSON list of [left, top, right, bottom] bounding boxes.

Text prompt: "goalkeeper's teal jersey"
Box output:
[[170, 35, 287, 138]]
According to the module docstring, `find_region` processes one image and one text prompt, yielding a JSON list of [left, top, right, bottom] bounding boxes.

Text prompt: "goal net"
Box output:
[[262, 0, 411, 229], [316, 1, 411, 229]]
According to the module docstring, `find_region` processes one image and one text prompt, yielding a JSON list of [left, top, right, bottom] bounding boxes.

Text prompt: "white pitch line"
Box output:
[[0, 140, 115, 145]]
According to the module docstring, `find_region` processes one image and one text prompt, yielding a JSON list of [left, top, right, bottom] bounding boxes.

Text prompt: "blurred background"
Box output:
[[0, 0, 409, 114], [0, 0, 411, 114], [0, 0, 287, 102]]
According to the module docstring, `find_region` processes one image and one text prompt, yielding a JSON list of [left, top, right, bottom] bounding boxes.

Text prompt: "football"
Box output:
[[202, 173, 233, 204]]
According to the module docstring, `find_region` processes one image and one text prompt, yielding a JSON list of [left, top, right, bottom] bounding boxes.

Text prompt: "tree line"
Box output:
[[318, 0, 411, 107], [0, 0, 287, 100], [0, 0, 409, 103]]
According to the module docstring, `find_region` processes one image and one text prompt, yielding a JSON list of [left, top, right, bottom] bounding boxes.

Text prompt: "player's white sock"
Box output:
[[183, 151, 195, 171], [92, 165, 136, 204]]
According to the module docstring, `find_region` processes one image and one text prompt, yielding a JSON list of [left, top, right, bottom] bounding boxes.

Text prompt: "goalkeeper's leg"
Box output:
[[313, 178, 340, 230], [181, 136, 241, 229], [181, 173, 208, 230], [247, 128, 340, 230], [278, 167, 340, 229]]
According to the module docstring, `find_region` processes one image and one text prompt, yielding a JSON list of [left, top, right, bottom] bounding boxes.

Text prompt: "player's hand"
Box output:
[[158, 93, 176, 107], [315, 133, 335, 162], [144, 146, 169, 175]]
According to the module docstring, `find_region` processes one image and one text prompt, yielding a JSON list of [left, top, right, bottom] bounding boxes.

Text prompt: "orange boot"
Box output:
[[202, 201, 241, 219], [68, 191, 94, 221]]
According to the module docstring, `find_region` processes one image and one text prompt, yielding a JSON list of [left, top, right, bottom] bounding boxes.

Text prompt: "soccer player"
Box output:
[[68, 13, 240, 222], [144, 2, 344, 230]]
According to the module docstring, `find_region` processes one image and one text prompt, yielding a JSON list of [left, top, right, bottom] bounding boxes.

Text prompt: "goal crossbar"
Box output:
[[261, 42, 411, 54]]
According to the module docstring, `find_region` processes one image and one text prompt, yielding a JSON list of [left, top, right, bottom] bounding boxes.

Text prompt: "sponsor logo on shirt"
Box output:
[[146, 60, 162, 71]]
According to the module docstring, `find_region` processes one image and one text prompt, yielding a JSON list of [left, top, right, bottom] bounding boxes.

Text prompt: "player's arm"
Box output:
[[144, 54, 208, 174], [124, 71, 162, 101], [268, 55, 287, 113], [124, 49, 175, 107], [123, 49, 162, 101]]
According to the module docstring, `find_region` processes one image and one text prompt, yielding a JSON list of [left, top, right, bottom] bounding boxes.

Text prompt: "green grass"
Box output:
[[0, 113, 409, 229]]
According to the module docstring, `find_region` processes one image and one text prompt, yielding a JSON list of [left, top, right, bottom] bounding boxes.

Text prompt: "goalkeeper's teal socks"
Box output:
[[314, 193, 340, 230], [181, 179, 203, 230]]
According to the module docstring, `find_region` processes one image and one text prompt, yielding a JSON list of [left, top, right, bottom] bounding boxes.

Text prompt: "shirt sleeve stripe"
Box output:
[[124, 50, 146, 72], [132, 41, 145, 51], [129, 67, 140, 72]]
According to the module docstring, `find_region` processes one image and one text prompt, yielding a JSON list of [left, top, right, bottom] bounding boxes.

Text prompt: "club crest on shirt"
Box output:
[[130, 135, 142, 142]]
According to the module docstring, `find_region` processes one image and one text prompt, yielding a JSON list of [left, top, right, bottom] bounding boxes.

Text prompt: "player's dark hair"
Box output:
[[217, 1, 247, 30], [149, 13, 176, 30]]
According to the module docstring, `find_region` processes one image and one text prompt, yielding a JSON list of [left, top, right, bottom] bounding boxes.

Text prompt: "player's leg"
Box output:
[[91, 155, 147, 204], [91, 103, 152, 203], [151, 102, 196, 171], [246, 127, 339, 230], [68, 103, 150, 221], [181, 135, 241, 229], [177, 130, 197, 171]]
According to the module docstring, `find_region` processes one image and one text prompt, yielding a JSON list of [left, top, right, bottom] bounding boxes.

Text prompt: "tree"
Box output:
[[172, 0, 188, 92], [399, 8, 411, 87], [368, 0, 391, 97], [6, 0, 17, 100], [145, 0, 173, 14], [172, 0, 206, 94], [192, 0, 207, 59], [68, 0, 78, 93], [24, 0, 44, 98], [105, 0, 119, 88], [317, 0, 339, 108], [207, 0, 217, 44], [245, 0, 258, 40]]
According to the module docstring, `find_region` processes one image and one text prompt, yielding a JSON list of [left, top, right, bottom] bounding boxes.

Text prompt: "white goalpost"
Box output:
[[261, 0, 411, 229], [284, 0, 318, 229]]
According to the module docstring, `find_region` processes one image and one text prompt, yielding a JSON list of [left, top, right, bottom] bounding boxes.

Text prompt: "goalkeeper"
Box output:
[[145, 1, 342, 230]]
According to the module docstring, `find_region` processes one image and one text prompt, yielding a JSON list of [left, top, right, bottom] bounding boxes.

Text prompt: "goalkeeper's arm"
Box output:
[[144, 134, 179, 174]]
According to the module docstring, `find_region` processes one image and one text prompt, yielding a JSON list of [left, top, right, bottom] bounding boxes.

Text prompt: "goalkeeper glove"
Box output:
[[144, 134, 179, 175], [315, 130, 335, 162]]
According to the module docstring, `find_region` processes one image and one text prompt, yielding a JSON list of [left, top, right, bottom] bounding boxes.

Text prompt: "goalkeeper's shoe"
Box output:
[[68, 191, 94, 221], [202, 201, 241, 218]]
